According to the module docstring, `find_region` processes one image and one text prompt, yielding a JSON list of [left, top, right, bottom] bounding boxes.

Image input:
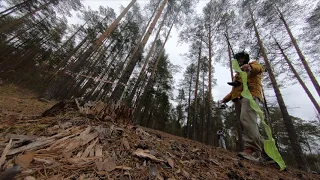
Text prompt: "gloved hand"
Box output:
[[218, 100, 227, 109]]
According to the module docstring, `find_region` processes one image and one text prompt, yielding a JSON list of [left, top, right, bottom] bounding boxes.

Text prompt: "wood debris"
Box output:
[[0, 99, 317, 180]]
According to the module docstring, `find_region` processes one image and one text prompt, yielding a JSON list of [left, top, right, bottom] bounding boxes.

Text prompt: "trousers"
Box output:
[[235, 97, 264, 151]]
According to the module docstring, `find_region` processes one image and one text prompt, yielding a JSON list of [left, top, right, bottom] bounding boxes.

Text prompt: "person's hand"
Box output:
[[240, 64, 251, 72]]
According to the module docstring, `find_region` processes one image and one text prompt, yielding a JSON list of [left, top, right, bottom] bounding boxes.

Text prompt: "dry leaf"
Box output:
[[49, 175, 64, 180], [15, 152, 35, 168], [95, 161, 104, 171], [175, 168, 181, 174], [133, 149, 164, 162], [167, 158, 174, 168], [103, 160, 116, 172], [122, 138, 130, 150], [157, 173, 164, 180]]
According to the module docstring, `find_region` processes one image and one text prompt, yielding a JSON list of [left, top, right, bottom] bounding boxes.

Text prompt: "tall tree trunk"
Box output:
[[227, 46, 234, 80], [206, 25, 213, 145], [94, 0, 137, 47], [109, 0, 168, 101], [275, 39, 320, 114], [43, 36, 89, 97], [64, 0, 137, 81], [192, 39, 202, 140], [0, 0, 34, 18], [0, 0, 53, 34], [225, 32, 243, 150], [261, 87, 280, 150], [250, 6, 308, 171], [133, 17, 174, 125], [275, 7, 320, 97], [224, 32, 234, 80], [202, 73, 206, 142], [2, 16, 47, 45], [187, 72, 193, 139], [125, 9, 169, 106]]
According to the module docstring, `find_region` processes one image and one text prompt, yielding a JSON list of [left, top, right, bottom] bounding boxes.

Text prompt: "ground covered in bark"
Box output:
[[0, 85, 319, 180]]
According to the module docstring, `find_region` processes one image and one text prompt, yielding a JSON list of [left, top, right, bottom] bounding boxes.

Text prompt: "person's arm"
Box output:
[[249, 62, 264, 75], [222, 91, 232, 103]]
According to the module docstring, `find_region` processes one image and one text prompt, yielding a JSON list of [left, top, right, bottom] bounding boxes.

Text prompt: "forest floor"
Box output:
[[0, 84, 319, 180]]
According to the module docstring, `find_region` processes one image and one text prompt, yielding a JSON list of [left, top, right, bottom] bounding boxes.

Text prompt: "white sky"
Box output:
[[78, 0, 319, 121]]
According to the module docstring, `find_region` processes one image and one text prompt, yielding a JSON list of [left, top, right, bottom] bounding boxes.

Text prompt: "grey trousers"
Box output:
[[236, 97, 264, 152]]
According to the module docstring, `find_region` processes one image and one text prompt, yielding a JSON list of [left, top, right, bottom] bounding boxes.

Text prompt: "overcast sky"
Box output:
[[78, 0, 319, 122]]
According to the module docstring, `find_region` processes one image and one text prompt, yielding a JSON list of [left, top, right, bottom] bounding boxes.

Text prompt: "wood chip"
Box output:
[[65, 130, 99, 153], [122, 137, 130, 150], [24, 176, 36, 180], [8, 139, 54, 156], [49, 175, 64, 180], [133, 149, 164, 162], [182, 169, 190, 178], [81, 138, 98, 158], [209, 158, 221, 166], [15, 152, 35, 168], [95, 144, 103, 157], [5, 134, 37, 141], [116, 165, 132, 170], [8, 131, 71, 155], [0, 139, 12, 169]]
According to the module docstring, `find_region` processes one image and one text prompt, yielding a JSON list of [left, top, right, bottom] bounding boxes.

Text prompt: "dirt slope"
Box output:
[[0, 85, 318, 180]]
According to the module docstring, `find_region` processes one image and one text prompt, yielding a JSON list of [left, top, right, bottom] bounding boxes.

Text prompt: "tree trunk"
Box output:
[[43, 36, 89, 98], [206, 25, 213, 145], [0, 0, 53, 34], [94, 0, 137, 47], [250, 6, 308, 171], [125, 9, 169, 106], [0, 0, 34, 18], [193, 38, 202, 140], [2, 16, 47, 46], [275, 39, 320, 114], [63, 0, 137, 82], [276, 7, 320, 97], [224, 32, 234, 80], [133, 17, 174, 125], [187, 72, 193, 139], [109, 0, 168, 101], [202, 73, 206, 142]]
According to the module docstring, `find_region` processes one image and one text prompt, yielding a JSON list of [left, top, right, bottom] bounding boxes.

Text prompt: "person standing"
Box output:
[[220, 52, 265, 162], [217, 130, 226, 149]]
